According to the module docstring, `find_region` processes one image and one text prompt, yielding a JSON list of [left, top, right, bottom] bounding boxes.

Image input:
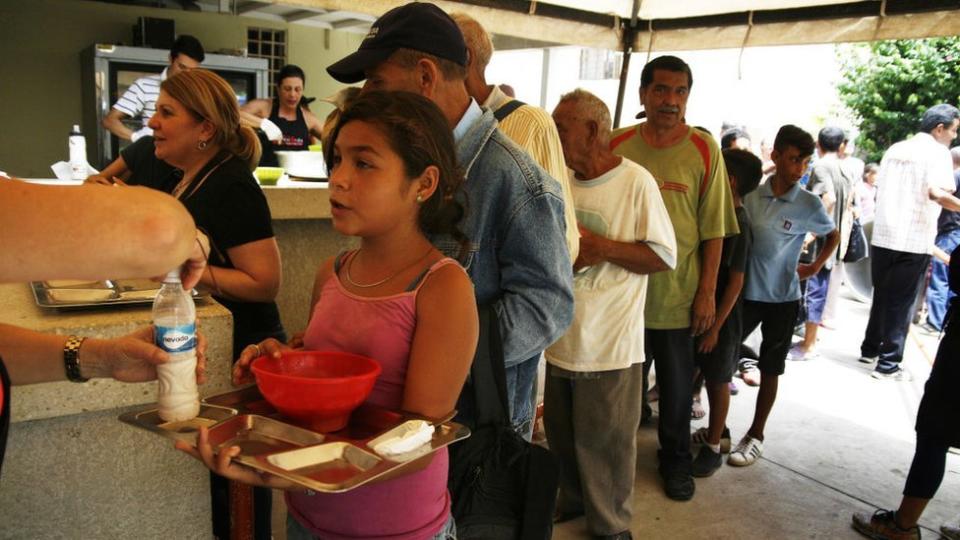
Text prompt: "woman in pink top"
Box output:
[[178, 91, 479, 539]]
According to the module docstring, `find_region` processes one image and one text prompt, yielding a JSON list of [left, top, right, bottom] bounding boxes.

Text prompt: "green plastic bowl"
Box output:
[[255, 167, 284, 185]]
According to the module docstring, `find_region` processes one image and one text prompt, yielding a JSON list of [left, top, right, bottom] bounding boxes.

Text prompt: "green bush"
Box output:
[[838, 38, 960, 163]]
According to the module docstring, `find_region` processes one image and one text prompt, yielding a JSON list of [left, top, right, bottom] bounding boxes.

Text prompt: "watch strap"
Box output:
[[63, 335, 89, 383]]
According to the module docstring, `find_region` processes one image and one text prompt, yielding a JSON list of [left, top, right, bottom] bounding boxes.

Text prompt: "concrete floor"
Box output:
[[554, 287, 960, 539]]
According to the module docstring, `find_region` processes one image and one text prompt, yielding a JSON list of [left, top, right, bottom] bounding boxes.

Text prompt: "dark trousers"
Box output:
[[645, 328, 696, 473], [903, 435, 950, 499], [861, 246, 930, 373]]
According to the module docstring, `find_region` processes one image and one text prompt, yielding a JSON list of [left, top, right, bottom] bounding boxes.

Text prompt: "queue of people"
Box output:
[[3, 2, 959, 539]]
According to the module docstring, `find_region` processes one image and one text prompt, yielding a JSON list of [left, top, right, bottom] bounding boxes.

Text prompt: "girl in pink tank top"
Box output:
[[182, 92, 479, 540]]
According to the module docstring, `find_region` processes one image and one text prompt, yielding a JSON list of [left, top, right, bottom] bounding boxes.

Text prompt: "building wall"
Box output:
[[0, 0, 363, 177]]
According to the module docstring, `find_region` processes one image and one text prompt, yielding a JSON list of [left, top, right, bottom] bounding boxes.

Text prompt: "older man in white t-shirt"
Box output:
[[546, 89, 675, 540], [860, 103, 960, 380]]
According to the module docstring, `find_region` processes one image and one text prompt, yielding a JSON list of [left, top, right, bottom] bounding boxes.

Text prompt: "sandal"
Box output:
[[691, 396, 706, 420]]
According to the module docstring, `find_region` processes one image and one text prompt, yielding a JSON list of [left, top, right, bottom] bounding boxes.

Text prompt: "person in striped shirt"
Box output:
[[102, 35, 205, 143]]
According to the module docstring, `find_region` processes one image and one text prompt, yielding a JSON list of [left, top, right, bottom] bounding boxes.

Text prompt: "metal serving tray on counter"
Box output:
[[31, 278, 203, 308], [119, 386, 469, 493]]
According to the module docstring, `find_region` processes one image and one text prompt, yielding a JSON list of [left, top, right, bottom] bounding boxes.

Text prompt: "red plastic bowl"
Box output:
[[251, 350, 381, 433]]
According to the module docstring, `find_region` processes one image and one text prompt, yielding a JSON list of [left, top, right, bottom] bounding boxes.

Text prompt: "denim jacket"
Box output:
[[431, 108, 574, 367]]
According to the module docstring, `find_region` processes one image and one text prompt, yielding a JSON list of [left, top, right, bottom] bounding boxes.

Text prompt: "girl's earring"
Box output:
[[197, 139, 208, 150], [416, 193, 424, 203]]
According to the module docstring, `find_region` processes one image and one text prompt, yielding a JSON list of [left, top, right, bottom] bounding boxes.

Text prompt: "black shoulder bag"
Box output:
[[448, 305, 560, 540], [843, 217, 868, 263], [494, 100, 526, 122]]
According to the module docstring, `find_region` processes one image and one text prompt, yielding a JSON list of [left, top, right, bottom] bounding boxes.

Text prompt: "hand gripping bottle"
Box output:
[[153, 270, 200, 422]]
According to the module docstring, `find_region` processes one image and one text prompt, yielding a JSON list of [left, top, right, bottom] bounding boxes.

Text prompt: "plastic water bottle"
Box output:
[[153, 269, 200, 422], [68, 124, 87, 181]]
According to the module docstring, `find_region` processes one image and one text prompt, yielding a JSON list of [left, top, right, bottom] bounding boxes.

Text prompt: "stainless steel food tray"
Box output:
[[31, 279, 203, 308], [120, 386, 469, 492]]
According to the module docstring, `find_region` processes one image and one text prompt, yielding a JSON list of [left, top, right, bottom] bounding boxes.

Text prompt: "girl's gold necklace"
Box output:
[[344, 247, 433, 288]]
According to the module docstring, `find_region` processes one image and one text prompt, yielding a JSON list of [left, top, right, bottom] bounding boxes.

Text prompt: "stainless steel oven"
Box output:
[[81, 44, 269, 168]]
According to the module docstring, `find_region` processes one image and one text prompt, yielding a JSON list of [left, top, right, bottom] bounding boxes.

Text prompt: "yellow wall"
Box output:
[[0, 0, 363, 177]]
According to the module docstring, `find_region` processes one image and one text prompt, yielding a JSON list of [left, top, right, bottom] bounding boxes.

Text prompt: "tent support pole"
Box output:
[[613, 0, 641, 129]]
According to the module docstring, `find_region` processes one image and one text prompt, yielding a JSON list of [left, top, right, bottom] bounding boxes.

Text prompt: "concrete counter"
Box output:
[[0, 283, 233, 539]]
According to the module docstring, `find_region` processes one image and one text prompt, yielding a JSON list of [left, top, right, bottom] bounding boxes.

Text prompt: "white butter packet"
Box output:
[[369, 420, 434, 457], [51, 161, 99, 181]]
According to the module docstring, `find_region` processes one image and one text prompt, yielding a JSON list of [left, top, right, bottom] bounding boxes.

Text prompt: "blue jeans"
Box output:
[[926, 229, 960, 330], [804, 266, 831, 324], [505, 354, 540, 441], [286, 512, 457, 539]]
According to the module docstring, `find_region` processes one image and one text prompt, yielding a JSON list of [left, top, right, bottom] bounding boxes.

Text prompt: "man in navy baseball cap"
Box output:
[[325, 3, 575, 450], [327, 2, 467, 84]]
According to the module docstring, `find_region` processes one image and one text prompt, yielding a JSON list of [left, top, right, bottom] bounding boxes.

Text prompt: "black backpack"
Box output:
[[448, 305, 560, 539]]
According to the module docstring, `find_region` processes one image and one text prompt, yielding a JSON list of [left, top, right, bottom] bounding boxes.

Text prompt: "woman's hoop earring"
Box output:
[[197, 139, 208, 150]]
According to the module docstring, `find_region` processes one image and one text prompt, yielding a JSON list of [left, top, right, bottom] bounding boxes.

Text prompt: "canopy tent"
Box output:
[[234, 0, 958, 130], [268, 0, 960, 50]]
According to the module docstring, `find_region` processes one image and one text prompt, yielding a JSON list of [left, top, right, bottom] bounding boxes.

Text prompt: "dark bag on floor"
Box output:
[[448, 305, 559, 540], [843, 217, 868, 263]]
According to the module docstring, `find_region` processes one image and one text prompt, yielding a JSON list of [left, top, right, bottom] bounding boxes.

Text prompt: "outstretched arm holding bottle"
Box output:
[[0, 323, 207, 386], [0, 178, 211, 387], [0, 179, 208, 288]]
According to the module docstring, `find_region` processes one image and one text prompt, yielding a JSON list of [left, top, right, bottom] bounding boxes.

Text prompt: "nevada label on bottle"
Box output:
[[155, 323, 197, 353]]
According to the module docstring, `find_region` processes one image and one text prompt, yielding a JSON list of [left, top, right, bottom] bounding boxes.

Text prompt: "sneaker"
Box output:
[[728, 435, 764, 466], [851, 509, 920, 540], [859, 355, 878, 364], [871, 368, 913, 381], [691, 426, 732, 453], [941, 521, 960, 540], [787, 344, 819, 361], [740, 368, 761, 387], [691, 446, 723, 477], [660, 467, 695, 501]]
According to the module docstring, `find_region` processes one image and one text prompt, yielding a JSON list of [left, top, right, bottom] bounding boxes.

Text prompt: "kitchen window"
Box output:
[[247, 28, 287, 97]]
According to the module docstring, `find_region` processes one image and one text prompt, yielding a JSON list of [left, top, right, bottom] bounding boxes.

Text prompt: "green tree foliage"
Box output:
[[838, 38, 960, 163]]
